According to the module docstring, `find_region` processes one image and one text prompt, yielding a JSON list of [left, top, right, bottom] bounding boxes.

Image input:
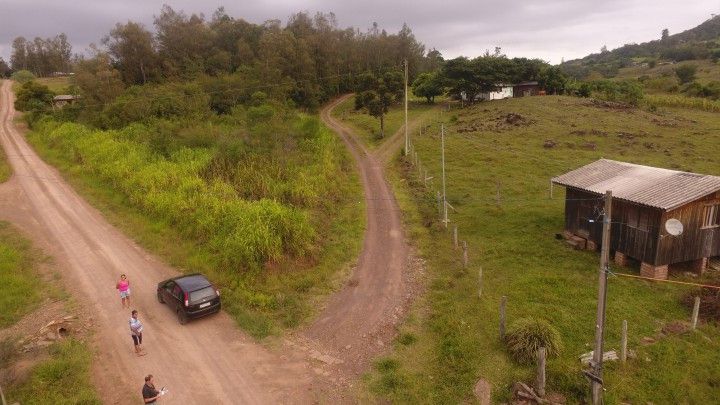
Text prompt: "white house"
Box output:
[[477, 84, 514, 101]]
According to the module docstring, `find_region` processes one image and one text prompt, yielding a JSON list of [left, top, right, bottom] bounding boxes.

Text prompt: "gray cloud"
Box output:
[[1, 0, 718, 64]]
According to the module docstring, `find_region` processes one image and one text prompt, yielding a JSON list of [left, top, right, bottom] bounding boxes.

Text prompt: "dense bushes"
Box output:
[[99, 82, 212, 128], [14, 81, 54, 125], [572, 79, 644, 106]]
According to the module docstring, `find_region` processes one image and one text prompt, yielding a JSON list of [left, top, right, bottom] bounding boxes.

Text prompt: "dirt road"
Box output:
[[0, 81, 320, 403], [305, 96, 414, 375]]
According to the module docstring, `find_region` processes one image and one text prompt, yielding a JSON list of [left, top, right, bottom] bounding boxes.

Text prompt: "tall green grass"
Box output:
[[0, 221, 42, 327], [0, 145, 10, 182], [7, 339, 100, 405], [360, 95, 720, 403], [646, 94, 720, 112], [33, 119, 314, 269], [27, 110, 364, 337]]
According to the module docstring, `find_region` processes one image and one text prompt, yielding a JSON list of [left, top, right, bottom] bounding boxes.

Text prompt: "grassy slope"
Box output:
[[25, 123, 365, 338], [615, 60, 720, 85], [335, 96, 720, 403]]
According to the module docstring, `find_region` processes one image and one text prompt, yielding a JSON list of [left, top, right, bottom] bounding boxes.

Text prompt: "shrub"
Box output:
[[504, 317, 563, 364], [14, 81, 53, 117], [675, 64, 697, 84], [10, 69, 36, 84]]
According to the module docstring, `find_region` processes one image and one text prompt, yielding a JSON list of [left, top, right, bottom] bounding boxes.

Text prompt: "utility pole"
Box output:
[[591, 190, 612, 404], [404, 59, 409, 156], [441, 123, 448, 227]]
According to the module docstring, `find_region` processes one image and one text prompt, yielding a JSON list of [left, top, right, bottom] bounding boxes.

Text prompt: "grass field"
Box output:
[[335, 96, 720, 403]]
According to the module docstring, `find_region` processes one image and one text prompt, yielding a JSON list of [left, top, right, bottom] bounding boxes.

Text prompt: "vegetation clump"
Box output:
[[504, 317, 563, 364]]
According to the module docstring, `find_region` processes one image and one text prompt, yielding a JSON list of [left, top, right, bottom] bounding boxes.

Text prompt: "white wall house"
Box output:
[[477, 84, 513, 101]]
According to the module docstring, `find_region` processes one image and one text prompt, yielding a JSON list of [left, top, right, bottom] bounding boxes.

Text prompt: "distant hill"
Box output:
[[561, 15, 720, 79]]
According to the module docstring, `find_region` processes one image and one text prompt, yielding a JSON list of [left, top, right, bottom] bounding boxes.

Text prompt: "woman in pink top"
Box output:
[[116, 274, 131, 308]]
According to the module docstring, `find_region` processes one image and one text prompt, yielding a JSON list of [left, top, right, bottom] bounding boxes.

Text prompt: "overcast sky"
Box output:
[[1, 0, 719, 65]]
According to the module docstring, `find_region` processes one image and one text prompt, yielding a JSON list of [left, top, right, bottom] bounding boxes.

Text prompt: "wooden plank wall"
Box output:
[[563, 188, 720, 265]]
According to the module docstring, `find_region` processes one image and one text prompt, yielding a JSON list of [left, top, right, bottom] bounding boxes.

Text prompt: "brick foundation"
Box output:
[[693, 257, 708, 275], [640, 262, 668, 280], [614, 251, 628, 267]]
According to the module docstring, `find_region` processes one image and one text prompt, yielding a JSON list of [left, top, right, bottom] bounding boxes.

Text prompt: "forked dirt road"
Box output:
[[304, 96, 414, 375], [0, 83, 415, 403]]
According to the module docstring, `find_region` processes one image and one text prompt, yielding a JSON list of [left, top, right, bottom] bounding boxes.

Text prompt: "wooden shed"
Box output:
[[552, 159, 720, 279], [513, 81, 541, 97]]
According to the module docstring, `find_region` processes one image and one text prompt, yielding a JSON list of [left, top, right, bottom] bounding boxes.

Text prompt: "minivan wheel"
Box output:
[[177, 309, 188, 325]]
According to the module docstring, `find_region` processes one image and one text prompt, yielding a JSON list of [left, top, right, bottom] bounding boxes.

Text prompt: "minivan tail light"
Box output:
[[184, 291, 189, 307]]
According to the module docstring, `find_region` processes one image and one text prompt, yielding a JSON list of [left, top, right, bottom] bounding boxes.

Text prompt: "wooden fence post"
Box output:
[[499, 296, 507, 340], [691, 296, 701, 330], [478, 267, 483, 298], [621, 320, 628, 364], [437, 191, 443, 218], [462, 241, 468, 268], [536, 347, 546, 398], [453, 225, 458, 249]]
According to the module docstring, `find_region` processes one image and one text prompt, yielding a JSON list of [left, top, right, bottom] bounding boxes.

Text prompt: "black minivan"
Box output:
[[157, 274, 221, 324]]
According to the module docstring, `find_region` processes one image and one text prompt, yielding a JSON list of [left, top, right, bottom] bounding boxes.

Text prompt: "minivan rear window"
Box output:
[[190, 286, 216, 303]]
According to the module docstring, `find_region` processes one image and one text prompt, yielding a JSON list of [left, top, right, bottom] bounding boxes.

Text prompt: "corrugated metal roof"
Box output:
[[53, 95, 78, 101], [551, 159, 720, 211]]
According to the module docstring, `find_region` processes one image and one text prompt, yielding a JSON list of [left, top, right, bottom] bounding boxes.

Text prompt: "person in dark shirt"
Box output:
[[142, 374, 162, 404]]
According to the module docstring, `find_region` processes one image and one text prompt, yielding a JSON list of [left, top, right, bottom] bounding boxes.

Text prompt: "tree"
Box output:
[[442, 57, 481, 102], [10, 37, 29, 71], [600, 45, 608, 53], [103, 21, 158, 84], [154, 5, 216, 77], [0, 58, 12, 78], [538, 66, 568, 95], [10, 34, 72, 76], [675, 64, 697, 84], [422, 48, 444, 72], [354, 71, 403, 138], [661, 28, 669, 41], [412, 71, 444, 103], [72, 48, 125, 124]]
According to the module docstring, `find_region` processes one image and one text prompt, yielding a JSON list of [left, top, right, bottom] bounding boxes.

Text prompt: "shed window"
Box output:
[[702, 204, 720, 228]]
